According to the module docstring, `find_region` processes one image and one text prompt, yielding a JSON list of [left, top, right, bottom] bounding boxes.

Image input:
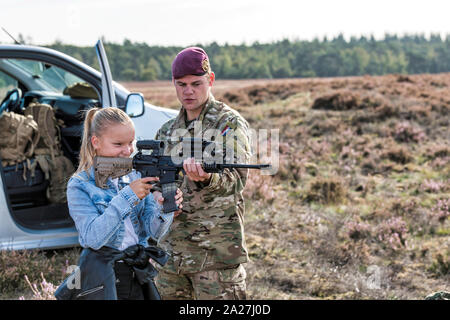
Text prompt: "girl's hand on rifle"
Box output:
[[153, 189, 184, 217], [130, 177, 159, 200]]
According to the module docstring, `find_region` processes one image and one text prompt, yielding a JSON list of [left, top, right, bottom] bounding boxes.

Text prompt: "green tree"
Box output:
[[140, 58, 161, 81], [46, 34, 450, 80]]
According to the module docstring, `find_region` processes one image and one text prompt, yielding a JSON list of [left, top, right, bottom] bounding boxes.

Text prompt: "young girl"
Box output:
[[65, 107, 182, 300]]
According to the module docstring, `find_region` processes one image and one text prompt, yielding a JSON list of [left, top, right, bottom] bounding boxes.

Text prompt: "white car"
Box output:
[[0, 42, 177, 250]]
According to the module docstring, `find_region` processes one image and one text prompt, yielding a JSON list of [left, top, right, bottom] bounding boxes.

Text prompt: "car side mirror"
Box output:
[[9, 91, 19, 102], [125, 93, 144, 117]]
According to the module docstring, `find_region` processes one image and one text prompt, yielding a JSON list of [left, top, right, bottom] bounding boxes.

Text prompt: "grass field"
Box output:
[[1, 73, 449, 299]]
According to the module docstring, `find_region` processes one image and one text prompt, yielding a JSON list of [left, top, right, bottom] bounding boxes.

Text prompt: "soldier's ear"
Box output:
[[208, 72, 215, 86]]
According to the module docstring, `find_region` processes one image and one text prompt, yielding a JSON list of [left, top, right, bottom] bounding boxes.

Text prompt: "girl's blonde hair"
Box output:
[[75, 107, 134, 175]]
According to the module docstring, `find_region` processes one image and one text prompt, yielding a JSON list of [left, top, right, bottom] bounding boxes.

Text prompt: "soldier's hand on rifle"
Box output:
[[130, 177, 159, 200], [152, 189, 184, 217], [183, 157, 212, 183]]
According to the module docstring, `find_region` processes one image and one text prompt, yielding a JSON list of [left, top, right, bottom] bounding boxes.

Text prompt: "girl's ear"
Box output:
[[91, 135, 99, 151]]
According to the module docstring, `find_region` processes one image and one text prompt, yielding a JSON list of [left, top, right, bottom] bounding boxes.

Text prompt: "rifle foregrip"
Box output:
[[161, 182, 178, 214]]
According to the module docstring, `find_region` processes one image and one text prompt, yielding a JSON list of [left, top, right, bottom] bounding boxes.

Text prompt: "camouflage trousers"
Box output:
[[156, 264, 247, 300]]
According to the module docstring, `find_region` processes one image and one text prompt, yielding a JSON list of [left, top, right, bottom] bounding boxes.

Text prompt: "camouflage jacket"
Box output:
[[155, 94, 251, 274]]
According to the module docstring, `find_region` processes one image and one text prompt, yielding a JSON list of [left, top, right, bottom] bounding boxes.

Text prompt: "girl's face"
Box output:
[[91, 122, 135, 158]]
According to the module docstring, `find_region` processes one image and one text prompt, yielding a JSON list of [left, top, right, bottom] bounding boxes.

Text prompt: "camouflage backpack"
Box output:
[[0, 111, 40, 174], [24, 103, 75, 203], [24, 102, 60, 160], [63, 82, 98, 100], [35, 153, 75, 203]]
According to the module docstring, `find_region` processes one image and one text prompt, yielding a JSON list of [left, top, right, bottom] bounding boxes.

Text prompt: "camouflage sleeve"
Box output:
[[201, 115, 251, 196], [154, 118, 176, 140]]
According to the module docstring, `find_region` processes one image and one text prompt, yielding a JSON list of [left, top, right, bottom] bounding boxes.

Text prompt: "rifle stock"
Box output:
[[93, 156, 133, 189]]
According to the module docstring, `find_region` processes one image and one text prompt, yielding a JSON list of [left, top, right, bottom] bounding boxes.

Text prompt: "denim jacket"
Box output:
[[66, 166, 173, 250]]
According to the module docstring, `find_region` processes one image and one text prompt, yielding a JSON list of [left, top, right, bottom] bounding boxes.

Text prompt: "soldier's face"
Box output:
[[91, 123, 135, 158], [174, 73, 215, 113]]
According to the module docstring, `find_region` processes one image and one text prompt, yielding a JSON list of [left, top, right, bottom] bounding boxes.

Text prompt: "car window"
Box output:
[[5, 59, 92, 95], [0, 71, 18, 102]]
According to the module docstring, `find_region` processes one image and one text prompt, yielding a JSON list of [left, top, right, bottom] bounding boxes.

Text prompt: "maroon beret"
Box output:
[[172, 47, 210, 79]]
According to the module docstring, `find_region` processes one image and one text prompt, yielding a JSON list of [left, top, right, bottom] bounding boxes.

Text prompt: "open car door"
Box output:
[[95, 40, 117, 108]]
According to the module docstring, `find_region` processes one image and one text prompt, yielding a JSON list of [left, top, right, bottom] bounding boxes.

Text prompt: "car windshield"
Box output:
[[6, 59, 84, 93]]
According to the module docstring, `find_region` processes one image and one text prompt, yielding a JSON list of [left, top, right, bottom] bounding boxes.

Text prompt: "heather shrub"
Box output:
[[360, 93, 392, 109], [311, 91, 361, 111], [273, 156, 290, 180], [304, 176, 346, 204], [22, 273, 57, 300], [339, 145, 358, 160], [0, 248, 79, 298], [272, 153, 305, 182], [315, 216, 372, 267], [345, 220, 373, 240], [361, 158, 378, 175], [305, 139, 332, 158], [390, 199, 439, 236], [221, 90, 251, 106], [393, 121, 426, 143], [404, 105, 432, 122], [381, 145, 413, 164], [374, 104, 399, 121], [429, 80, 447, 88], [308, 118, 340, 137], [428, 146, 449, 159], [430, 198, 450, 223], [218, 82, 302, 107], [0, 250, 57, 294], [428, 94, 450, 116], [360, 157, 394, 176], [428, 250, 450, 277], [419, 179, 447, 193], [350, 111, 373, 126], [424, 145, 450, 167], [375, 217, 408, 251], [397, 75, 414, 83], [430, 156, 450, 169], [244, 171, 276, 203], [389, 198, 417, 216]]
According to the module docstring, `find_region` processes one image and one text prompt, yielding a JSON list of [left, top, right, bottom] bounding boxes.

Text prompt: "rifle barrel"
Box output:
[[230, 164, 269, 168], [213, 163, 271, 169]]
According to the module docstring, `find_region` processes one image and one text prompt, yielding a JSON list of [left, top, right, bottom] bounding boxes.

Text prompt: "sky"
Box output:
[[1, 0, 450, 46]]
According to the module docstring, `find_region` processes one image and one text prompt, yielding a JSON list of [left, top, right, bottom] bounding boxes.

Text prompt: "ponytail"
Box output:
[[75, 107, 100, 175], [74, 107, 133, 176]]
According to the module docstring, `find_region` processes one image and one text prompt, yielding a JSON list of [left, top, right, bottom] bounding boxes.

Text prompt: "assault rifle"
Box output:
[[93, 138, 270, 214]]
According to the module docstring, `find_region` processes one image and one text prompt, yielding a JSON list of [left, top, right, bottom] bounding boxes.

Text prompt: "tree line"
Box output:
[[47, 34, 450, 81]]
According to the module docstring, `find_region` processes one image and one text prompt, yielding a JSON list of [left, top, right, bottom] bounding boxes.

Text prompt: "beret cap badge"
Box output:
[[202, 59, 210, 73]]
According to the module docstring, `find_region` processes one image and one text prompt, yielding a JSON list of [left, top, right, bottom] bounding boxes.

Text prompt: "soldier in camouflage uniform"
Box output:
[[154, 47, 251, 300]]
